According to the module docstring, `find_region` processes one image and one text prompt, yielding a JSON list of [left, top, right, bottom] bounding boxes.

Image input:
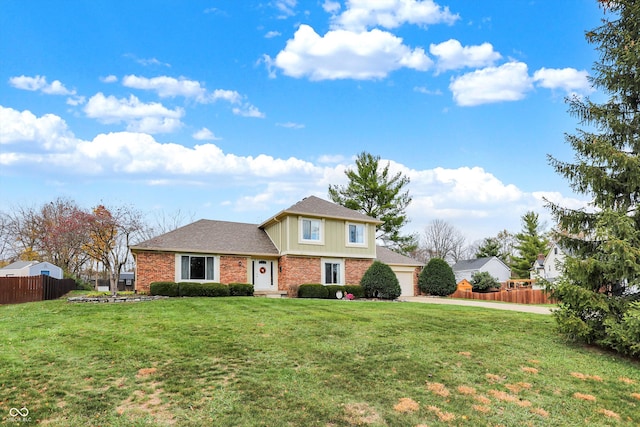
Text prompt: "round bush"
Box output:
[[419, 258, 456, 296], [298, 284, 329, 298], [150, 281, 179, 297], [229, 283, 254, 296], [360, 261, 401, 300]]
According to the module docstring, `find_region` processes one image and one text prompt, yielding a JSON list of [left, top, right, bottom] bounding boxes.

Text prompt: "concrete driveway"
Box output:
[[401, 296, 554, 315]]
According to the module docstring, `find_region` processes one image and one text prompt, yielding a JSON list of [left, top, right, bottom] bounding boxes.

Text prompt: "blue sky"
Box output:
[[1, 0, 602, 243]]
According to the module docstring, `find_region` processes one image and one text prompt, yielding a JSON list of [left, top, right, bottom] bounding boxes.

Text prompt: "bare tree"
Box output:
[[3, 204, 42, 261], [84, 204, 145, 295], [417, 219, 467, 264], [140, 209, 196, 241]]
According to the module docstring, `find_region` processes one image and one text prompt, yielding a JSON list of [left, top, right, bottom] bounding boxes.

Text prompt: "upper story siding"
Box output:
[[263, 215, 376, 258]]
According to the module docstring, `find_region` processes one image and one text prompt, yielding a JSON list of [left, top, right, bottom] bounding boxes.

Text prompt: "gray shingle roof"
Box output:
[[452, 257, 494, 272], [1, 261, 39, 270], [260, 195, 381, 227], [130, 219, 279, 256], [376, 245, 422, 266]]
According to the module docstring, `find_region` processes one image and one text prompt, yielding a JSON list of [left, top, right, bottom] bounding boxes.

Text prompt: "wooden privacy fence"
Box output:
[[0, 275, 76, 305], [450, 288, 555, 305]]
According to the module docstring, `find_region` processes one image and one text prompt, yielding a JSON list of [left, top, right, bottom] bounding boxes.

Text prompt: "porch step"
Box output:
[[254, 290, 288, 298]]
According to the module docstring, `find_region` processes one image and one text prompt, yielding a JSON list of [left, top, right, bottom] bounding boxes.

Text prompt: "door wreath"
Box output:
[[259, 267, 266, 274]]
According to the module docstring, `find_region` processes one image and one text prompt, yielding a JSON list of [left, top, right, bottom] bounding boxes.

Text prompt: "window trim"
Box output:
[[176, 254, 219, 282], [346, 222, 367, 247], [298, 217, 324, 245], [321, 258, 345, 285]]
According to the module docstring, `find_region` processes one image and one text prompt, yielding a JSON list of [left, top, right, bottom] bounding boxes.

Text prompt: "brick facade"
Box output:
[[219, 256, 250, 284], [345, 258, 373, 285], [277, 256, 320, 291], [135, 251, 417, 296], [134, 251, 175, 293]]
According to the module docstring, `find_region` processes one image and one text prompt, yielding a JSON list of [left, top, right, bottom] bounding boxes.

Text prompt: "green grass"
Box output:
[[1, 297, 638, 426]]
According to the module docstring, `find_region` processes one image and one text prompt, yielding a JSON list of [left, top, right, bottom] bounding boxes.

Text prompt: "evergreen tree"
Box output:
[[475, 237, 503, 259], [510, 211, 550, 278], [546, 0, 640, 356], [329, 152, 416, 253], [418, 258, 457, 296]]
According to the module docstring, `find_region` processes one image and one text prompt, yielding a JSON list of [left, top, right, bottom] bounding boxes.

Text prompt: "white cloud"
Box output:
[[101, 75, 118, 83], [73, 132, 319, 176], [413, 86, 442, 95], [9, 75, 75, 95], [124, 54, 171, 67], [533, 67, 592, 94], [192, 127, 221, 140], [232, 104, 266, 118], [0, 106, 77, 150], [84, 93, 184, 133], [273, 0, 297, 17], [276, 122, 305, 129], [273, 24, 432, 80], [66, 95, 86, 106], [430, 39, 501, 73], [122, 75, 208, 101], [265, 30, 282, 38], [322, 0, 341, 13], [450, 61, 533, 106], [332, 0, 459, 31], [211, 89, 243, 104]]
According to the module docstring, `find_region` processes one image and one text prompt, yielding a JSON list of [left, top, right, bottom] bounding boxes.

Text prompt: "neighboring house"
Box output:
[[0, 261, 64, 279], [130, 196, 423, 296], [530, 242, 566, 287], [452, 256, 511, 285]]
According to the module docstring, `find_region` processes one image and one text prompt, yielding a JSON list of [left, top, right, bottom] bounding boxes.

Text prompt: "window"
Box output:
[[322, 258, 344, 285], [300, 217, 322, 243], [181, 255, 215, 280], [325, 262, 341, 284], [347, 223, 365, 245]]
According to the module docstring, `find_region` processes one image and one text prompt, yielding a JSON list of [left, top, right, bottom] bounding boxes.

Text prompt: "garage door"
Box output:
[[393, 269, 415, 297]]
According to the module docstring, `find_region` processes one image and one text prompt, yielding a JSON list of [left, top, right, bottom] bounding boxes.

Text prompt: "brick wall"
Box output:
[[220, 256, 249, 284], [278, 256, 321, 291], [134, 251, 175, 293], [345, 258, 373, 285], [413, 266, 422, 296]]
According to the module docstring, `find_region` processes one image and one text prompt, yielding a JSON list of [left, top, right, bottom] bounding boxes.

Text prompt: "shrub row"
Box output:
[[149, 281, 254, 297], [298, 284, 364, 299]]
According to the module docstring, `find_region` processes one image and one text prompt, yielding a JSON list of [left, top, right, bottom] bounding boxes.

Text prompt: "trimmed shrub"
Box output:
[[179, 282, 207, 297], [229, 283, 254, 296], [325, 285, 347, 299], [360, 261, 401, 300], [470, 271, 501, 292], [344, 285, 364, 299], [298, 284, 329, 298], [204, 283, 231, 297], [178, 282, 230, 297], [419, 258, 456, 296], [150, 281, 179, 297]]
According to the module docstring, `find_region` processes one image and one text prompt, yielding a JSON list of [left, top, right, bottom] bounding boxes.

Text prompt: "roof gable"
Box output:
[[260, 196, 381, 228], [1, 260, 39, 270], [452, 257, 507, 272], [130, 219, 279, 256], [376, 245, 422, 266]]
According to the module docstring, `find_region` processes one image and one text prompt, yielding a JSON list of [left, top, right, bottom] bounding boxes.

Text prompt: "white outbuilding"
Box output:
[[0, 261, 64, 279]]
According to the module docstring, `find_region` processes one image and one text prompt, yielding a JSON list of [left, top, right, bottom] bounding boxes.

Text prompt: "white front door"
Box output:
[[253, 260, 274, 290]]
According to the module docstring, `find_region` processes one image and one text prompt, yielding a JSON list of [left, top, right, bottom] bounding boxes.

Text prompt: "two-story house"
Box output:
[[530, 242, 566, 287], [130, 196, 422, 296]]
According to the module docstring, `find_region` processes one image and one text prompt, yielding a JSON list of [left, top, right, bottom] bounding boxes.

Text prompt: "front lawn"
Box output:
[[0, 297, 638, 426]]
